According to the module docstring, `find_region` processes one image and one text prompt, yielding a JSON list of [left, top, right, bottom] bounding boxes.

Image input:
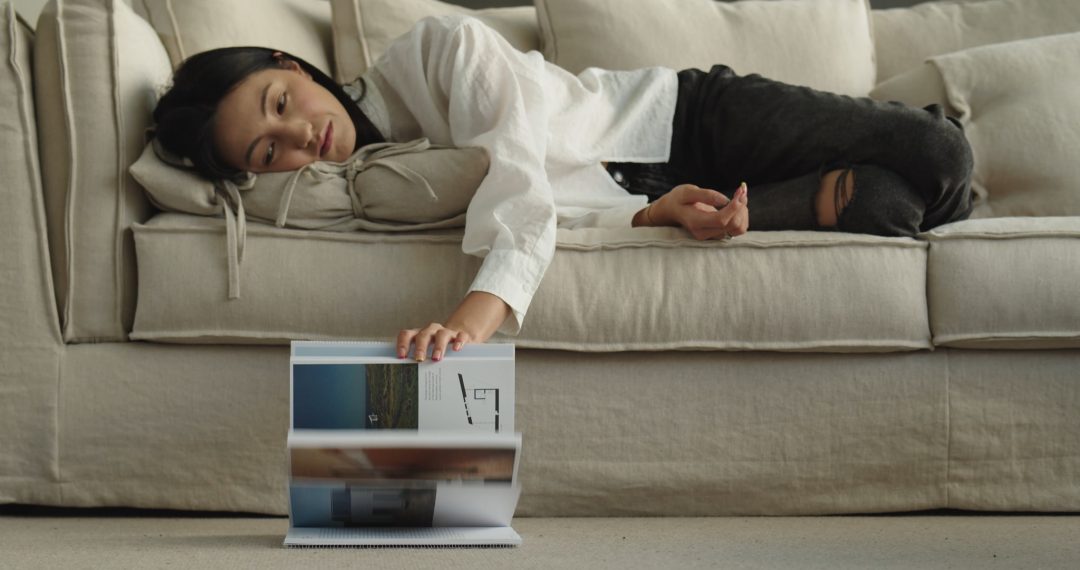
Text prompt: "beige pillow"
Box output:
[[536, 0, 875, 96], [329, 0, 540, 83], [869, 62, 955, 116], [130, 136, 489, 299], [130, 137, 488, 231], [133, 0, 333, 74], [886, 33, 1080, 219], [873, 0, 1080, 83], [33, 0, 172, 343]]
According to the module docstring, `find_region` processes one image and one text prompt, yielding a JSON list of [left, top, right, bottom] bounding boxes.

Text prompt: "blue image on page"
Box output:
[[293, 363, 419, 430]]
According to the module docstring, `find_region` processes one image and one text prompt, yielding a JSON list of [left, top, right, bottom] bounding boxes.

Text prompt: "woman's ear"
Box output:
[[272, 52, 311, 79]]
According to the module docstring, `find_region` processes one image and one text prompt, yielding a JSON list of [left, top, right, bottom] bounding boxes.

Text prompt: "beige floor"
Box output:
[[2, 508, 1079, 569]]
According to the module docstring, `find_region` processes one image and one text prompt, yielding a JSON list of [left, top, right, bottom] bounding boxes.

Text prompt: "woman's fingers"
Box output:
[[399, 324, 463, 362], [721, 184, 749, 235], [429, 328, 458, 362], [726, 183, 748, 210], [452, 330, 472, 352], [397, 329, 418, 359], [685, 184, 748, 240], [412, 323, 439, 362], [676, 184, 730, 208]]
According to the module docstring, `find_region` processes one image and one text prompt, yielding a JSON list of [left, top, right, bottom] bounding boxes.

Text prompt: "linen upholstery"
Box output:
[[31, 342, 1080, 515], [328, 0, 539, 83], [133, 0, 333, 75], [534, 0, 876, 96], [945, 349, 1080, 511], [0, 3, 58, 346], [130, 214, 931, 353], [869, 63, 955, 116], [0, 2, 64, 505], [5, 0, 1080, 519], [923, 217, 1080, 350], [872, 0, 1080, 83], [32, 0, 172, 342]]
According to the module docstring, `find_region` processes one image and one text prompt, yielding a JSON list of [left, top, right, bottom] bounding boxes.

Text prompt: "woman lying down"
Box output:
[[149, 14, 975, 363]]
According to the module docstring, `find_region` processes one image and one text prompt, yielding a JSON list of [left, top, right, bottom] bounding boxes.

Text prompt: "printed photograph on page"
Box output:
[[292, 359, 513, 432]]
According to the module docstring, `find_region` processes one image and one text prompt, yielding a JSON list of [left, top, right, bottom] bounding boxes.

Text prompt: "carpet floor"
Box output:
[[1, 507, 1078, 569]]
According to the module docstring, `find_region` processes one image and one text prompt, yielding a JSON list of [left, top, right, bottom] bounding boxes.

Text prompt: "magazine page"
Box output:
[[290, 341, 514, 433], [287, 431, 522, 529]]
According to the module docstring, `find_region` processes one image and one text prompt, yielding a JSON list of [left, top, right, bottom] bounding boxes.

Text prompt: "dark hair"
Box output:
[[152, 47, 385, 181]]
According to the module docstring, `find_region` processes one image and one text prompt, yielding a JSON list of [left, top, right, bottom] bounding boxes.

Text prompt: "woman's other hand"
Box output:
[[639, 183, 749, 240], [396, 291, 511, 362]]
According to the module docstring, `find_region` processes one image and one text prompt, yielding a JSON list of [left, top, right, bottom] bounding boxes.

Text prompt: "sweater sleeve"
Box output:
[[379, 15, 557, 336]]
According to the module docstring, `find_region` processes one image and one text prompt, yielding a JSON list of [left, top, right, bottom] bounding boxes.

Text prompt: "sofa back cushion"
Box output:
[[873, 0, 1080, 83], [535, 0, 876, 96], [33, 0, 173, 342], [133, 0, 333, 75], [329, 0, 539, 84], [1, 3, 62, 345]]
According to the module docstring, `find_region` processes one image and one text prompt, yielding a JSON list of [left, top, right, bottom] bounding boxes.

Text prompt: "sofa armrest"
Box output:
[[1, 4, 61, 347]]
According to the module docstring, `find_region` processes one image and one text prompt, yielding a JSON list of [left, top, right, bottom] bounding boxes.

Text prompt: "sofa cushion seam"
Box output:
[[108, 0, 128, 340], [944, 348, 951, 507]]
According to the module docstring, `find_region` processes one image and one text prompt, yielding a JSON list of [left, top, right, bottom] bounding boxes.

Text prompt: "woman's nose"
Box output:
[[281, 120, 314, 148]]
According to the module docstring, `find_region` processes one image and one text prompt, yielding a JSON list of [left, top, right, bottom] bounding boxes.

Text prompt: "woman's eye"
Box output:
[[277, 92, 286, 114], [264, 142, 275, 166]]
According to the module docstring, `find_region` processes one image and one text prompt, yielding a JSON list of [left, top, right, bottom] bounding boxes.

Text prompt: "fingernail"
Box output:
[[433, 351, 442, 361], [454, 343, 462, 351]]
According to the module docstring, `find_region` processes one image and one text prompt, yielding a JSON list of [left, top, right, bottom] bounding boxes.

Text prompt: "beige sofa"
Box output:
[[2, 0, 1079, 516]]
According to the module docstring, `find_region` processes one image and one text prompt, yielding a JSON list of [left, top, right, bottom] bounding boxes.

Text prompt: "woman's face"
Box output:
[[213, 58, 357, 173]]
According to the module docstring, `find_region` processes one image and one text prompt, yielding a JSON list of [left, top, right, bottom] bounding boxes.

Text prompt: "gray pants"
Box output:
[[606, 65, 976, 237]]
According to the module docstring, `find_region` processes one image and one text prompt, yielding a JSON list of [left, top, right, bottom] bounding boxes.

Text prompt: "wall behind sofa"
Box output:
[[11, 0, 936, 30]]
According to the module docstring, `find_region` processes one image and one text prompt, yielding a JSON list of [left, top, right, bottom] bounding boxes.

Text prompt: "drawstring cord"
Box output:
[[214, 175, 252, 300]]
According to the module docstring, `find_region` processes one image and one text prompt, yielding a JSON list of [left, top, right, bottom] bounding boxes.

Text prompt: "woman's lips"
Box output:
[[320, 122, 333, 157]]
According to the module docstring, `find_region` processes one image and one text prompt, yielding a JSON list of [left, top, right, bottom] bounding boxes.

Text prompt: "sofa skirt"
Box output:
[[2, 342, 1078, 516]]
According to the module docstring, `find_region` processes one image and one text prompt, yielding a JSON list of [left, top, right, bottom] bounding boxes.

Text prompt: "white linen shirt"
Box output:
[[349, 14, 678, 335]]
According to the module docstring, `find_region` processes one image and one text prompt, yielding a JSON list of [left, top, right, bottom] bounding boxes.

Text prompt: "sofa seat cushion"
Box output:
[[923, 217, 1080, 349], [131, 213, 931, 352]]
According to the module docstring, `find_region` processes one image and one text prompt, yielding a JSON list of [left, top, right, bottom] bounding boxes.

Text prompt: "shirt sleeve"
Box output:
[[380, 15, 557, 336]]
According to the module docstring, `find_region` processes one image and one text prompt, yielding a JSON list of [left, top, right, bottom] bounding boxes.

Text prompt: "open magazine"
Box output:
[[285, 341, 521, 547]]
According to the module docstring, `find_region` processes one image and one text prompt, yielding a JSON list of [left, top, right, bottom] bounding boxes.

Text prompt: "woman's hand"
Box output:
[[638, 183, 749, 240], [396, 291, 511, 362]]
